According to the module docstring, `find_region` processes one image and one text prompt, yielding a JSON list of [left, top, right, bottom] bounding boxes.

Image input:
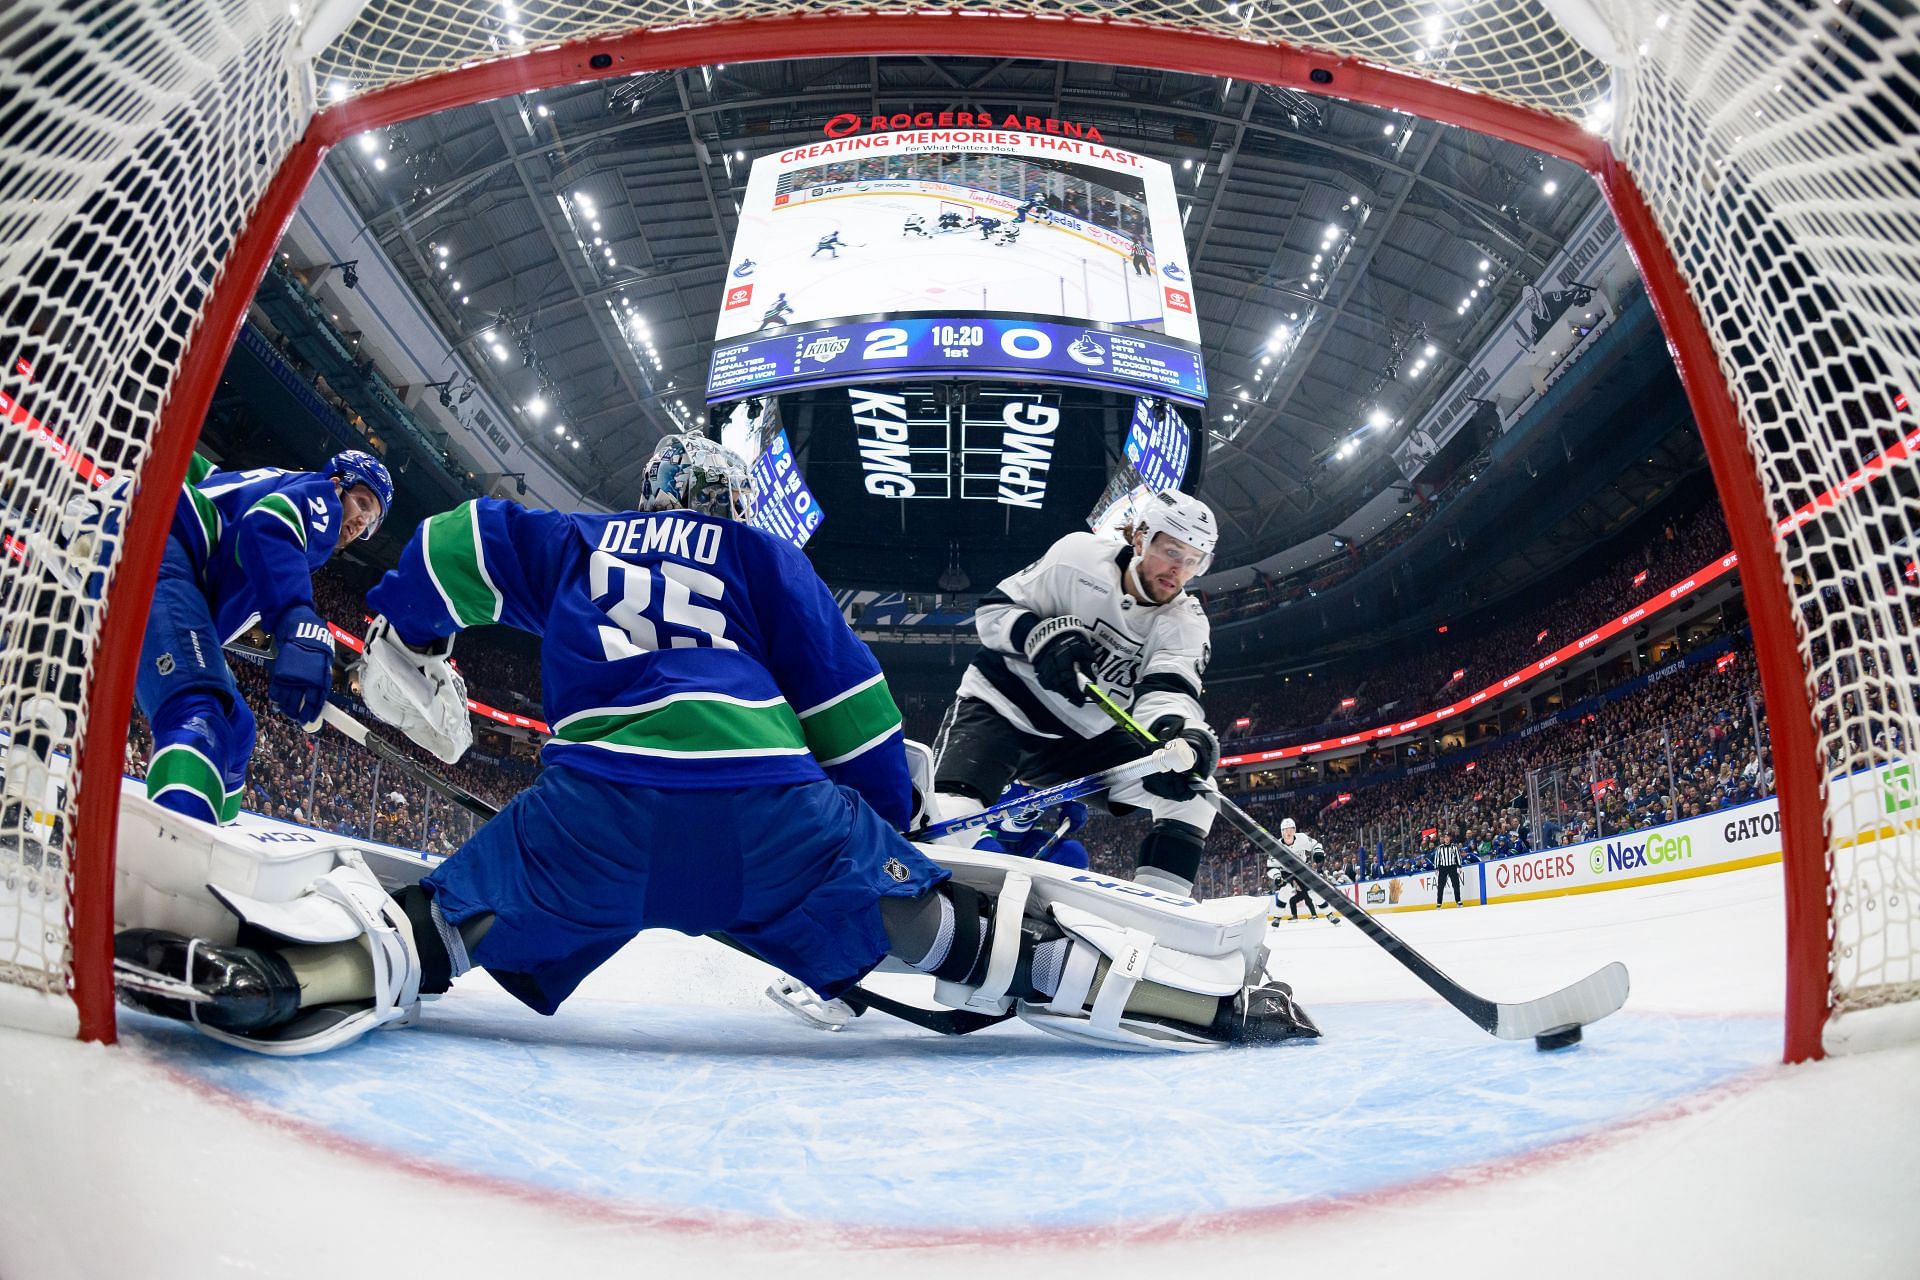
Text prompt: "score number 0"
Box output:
[[862, 325, 1054, 361]]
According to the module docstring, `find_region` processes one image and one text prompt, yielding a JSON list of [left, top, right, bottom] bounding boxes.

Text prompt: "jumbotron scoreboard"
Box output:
[[705, 117, 1208, 589]]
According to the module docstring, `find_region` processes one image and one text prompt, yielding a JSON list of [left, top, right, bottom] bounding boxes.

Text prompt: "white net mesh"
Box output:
[[1, 0, 1915, 1046], [1603, 0, 1920, 1023], [0, 1, 308, 1020]]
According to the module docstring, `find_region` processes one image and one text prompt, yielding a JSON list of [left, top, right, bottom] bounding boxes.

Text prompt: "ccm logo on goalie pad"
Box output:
[[1067, 874, 1196, 908]]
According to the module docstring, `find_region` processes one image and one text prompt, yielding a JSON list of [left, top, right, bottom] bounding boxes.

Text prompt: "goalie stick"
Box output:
[[912, 742, 1194, 845], [1081, 679, 1630, 1043]]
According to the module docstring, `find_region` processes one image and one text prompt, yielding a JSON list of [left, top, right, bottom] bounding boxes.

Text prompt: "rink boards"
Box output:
[[1340, 760, 1915, 914]]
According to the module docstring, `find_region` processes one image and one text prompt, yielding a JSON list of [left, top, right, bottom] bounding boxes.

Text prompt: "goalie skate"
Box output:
[[764, 975, 854, 1031]]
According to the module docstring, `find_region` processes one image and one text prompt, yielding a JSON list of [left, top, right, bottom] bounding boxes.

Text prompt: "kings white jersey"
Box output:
[[1266, 832, 1324, 882], [959, 531, 1212, 741]]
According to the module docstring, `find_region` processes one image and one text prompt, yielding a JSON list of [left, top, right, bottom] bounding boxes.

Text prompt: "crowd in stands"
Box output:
[[119, 491, 1779, 914], [126, 647, 536, 859], [1205, 504, 1732, 743], [1080, 635, 1772, 898]]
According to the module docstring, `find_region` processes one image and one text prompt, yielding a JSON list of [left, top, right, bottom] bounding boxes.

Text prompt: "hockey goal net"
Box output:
[[1, 0, 1914, 1060]]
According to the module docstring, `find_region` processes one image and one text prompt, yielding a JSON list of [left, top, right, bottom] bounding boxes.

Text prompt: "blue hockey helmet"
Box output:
[[328, 450, 393, 538], [641, 433, 752, 519]]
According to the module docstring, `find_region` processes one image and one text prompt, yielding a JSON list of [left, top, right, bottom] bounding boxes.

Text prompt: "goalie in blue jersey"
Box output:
[[117, 435, 1317, 1055]]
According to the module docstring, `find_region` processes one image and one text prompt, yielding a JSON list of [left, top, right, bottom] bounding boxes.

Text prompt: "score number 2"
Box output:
[[861, 325, 1053, 360], [590, 550, 737, 658]]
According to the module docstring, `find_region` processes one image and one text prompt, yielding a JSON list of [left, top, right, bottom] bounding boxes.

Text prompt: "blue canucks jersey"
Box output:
[[367, 500, 913, 827], [170, 465, 342, 642]]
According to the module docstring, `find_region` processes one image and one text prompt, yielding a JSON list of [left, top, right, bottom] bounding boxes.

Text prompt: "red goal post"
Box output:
[[1, 1, 1912, 1063]]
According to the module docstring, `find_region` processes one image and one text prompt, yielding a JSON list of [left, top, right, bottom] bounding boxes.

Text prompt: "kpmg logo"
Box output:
[[799, 336, 850, 364]]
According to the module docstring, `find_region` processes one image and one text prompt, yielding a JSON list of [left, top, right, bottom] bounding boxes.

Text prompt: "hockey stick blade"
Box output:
[[1080, 680, 1632, 1041], [1489, 961, 1631, 1041]]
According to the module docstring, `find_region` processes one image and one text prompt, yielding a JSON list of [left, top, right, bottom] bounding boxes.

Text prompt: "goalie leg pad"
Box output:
[[198, 854, 424, 1056], [925, 848, 1279, 1051]]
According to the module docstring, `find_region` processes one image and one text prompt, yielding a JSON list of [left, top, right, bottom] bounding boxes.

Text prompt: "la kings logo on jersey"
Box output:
[[1087, 619, 1145, 694]]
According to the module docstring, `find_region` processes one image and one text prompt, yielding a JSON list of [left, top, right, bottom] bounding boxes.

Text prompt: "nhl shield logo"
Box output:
[[155, 653, 175, 676], [883, 857, 910, 883]]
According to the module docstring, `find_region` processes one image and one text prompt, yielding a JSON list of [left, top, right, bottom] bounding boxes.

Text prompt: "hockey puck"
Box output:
[[1534, 1025, 1582, 1051]]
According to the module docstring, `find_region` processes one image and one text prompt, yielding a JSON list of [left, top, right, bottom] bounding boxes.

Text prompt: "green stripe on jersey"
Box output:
[[146, 745, 226, 821], [185, 452, 216, 486], [422, 501, 502, 628], [554, 695, 808, 759], [247, 492, 306, 548], [183, 483, 221, 555], [797, 675, 903, 766]]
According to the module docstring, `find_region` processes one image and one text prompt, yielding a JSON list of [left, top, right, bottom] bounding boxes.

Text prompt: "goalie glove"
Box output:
[[1141, 715, 1218, 801], [359, 617, 473, 764], [1023, 615, 1096, 705]]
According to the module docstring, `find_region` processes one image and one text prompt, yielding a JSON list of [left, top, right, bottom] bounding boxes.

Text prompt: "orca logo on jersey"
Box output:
[[597, 515, 725, 565]]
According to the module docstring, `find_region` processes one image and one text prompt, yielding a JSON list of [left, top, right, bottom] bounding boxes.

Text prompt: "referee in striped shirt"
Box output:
[[1434, 828, 1466, 907]]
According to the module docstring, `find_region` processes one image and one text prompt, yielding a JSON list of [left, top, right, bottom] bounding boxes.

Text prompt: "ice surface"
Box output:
[[3, 863, 1917, 1278]]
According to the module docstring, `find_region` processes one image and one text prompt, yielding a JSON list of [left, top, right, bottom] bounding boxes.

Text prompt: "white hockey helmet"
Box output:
[[1133, 489, 1218, 574], [1280, 817, 1297, 830], [641, 433, 753, 519]]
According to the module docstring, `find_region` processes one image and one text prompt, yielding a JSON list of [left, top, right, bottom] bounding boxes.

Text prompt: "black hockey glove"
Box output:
[[1143, 714, 1219, 801], [1023, 615, 1097, 705]]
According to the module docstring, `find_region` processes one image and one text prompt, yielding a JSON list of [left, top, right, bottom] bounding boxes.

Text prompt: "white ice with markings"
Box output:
[[3, 862, 1917, 1278]]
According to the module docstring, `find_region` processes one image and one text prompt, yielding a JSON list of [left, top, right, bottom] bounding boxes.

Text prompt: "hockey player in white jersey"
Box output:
[[931, 491, 1224, 896], [1267, 817, 1337, 924], [115, 446, 1318, 1055]]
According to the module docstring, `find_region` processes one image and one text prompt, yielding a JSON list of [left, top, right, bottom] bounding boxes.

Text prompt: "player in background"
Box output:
[[902, 213, 931, 238], [928, 491, 1224, 896], [975, 214, 1003, 241], [811, 230, 844, 259], [1129, 235, 1151, 276], [117, 440, 1316, 1054], [759, 292, 794, 329], [133, 450, 391, 825], [994, 224, 1022, 248], [936, 209, 968, 233], [1266, 818, 1337, 925]]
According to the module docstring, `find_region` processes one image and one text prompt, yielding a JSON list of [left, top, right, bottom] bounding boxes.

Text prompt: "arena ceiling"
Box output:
[[325, 54, 1605, 569]]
